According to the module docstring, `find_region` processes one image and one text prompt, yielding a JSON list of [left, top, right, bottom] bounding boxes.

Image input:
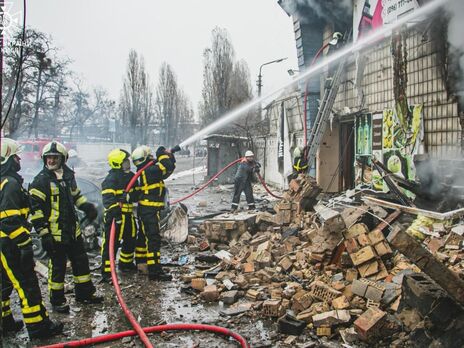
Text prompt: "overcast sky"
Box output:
[[11, 0, 298, 116]]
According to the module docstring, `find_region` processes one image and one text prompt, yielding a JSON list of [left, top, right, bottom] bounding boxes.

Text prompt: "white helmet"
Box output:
[[132, 146, 148, 166], [245, 150, 254, 157], [42, 141, 68, 163], [1, 138, 22, 165]]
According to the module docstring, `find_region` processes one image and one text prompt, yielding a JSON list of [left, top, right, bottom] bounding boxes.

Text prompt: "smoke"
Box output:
[[446, 0, 464, 100], [284, 0, 353, 25]]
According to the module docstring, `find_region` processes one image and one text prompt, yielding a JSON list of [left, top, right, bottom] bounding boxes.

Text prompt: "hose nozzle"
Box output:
[[170, 144, 181, 153]]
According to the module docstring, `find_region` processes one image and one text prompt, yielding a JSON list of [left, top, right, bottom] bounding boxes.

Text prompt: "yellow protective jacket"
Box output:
[[136, 153, 175, 212], [0, 172, 31, 248], [29, 165, 88, 243]]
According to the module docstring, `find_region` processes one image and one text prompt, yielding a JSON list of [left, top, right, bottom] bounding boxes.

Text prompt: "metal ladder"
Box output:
[[305, 56, 347, 166]]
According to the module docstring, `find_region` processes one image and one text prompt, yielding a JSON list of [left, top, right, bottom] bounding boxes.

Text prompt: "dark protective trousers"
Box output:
[[231, 180, 255, 210], [1, 238, 50, 333], [101, 212, 137, 275], [48, 236, 95, 305], [135, 217, 148, 265], [137, 210, 161, 275]]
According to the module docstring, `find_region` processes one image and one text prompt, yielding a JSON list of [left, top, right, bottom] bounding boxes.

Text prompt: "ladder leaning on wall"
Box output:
[[305, 54, 348, 167]]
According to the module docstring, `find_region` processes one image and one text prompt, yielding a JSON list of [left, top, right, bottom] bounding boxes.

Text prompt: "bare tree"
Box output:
[[198, 27, 255, 135], [198, 27, 235, 127], [153, 62, 195, 147], [120, 50, 145, 150], [2, 29, 70, 138]]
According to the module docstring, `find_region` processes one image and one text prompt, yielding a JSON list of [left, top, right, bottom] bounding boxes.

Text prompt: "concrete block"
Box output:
[[220, 290, 239, 305]]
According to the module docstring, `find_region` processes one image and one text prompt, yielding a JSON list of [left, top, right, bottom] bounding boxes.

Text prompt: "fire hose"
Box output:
[[37, 152, 284, 348]]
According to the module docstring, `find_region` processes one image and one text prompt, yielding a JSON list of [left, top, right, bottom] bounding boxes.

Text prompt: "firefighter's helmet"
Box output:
[[132, 146, 149, 166], [245, 150, 254, 157], [42, 141, 68, 163], [141, 145, 153, 159], [1, 138, 22, 165], [108, 148, 130, 169]]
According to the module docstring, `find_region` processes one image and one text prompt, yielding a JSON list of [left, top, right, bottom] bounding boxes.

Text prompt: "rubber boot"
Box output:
[[148, 265, 172, 281], [119, 262, 137, 272], [28, 319, 63, 339], [2, 315, 24, 333], [76, 293, 104, 304], [52, 301, 70, 314]]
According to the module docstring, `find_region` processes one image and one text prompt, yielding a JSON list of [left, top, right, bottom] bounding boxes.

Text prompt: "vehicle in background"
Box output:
[[19, 139, 77, 173]]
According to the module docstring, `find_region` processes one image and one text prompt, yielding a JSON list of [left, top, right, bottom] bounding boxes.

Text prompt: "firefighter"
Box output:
[[0, 138, 63, 338], [132, 146, 152, 274], [293, 146, 309, 174], [100, 149, 138, 282], [231, 150, 260, 212], [29, 141, 103, 313], [131, 145, 175, 281]]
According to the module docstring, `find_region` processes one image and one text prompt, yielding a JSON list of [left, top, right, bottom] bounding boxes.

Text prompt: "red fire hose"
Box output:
[[36, 324, 250, 348], [171, 158, 242, 204], [257, 172, 283, 199]]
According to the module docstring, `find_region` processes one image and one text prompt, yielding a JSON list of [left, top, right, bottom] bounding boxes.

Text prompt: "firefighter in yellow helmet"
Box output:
[[132, 145, 176, 280], [0, 138, 63, 338], [29, 141, 103, 313], [100, 149, 138, 282]]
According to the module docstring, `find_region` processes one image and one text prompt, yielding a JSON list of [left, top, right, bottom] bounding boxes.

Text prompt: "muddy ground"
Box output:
[[4, 157, 323, 348]]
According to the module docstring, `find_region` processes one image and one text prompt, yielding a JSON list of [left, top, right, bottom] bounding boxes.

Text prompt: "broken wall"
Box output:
[[334, 25, 462, 158]]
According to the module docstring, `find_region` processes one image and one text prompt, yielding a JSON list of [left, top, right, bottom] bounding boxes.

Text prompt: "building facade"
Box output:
[[263, 0, 464, 192]]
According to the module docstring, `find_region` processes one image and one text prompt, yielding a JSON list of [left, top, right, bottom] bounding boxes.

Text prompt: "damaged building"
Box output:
[[255, 0, 464, 193]]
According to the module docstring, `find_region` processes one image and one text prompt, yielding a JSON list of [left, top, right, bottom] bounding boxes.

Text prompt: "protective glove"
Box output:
[[41, 232, 55, 256], [19, 244, 35, 274], [80, 202, 98, 222]]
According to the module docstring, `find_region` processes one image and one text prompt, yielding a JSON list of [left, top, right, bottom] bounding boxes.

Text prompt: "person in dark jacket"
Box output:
[[100, 149, 138, 282], [131, 145, 175, 281], [231, 150, 260, 212], [0, 138, 63, 339], [29, 141, 103, 314]]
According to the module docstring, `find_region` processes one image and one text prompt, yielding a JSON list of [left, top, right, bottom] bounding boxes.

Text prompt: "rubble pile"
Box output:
[[182, 174, 464, 346]]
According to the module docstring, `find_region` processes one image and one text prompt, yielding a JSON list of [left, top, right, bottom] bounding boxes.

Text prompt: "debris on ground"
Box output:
[[180, 173, 464, 347]]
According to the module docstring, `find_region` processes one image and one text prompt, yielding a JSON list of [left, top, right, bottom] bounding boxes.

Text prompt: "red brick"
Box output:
[[354, 307, 386, 341]]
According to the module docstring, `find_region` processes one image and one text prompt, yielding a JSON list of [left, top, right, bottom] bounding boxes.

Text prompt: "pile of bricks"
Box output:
[[182, 181, 464, 346], [344, 223, 392, 280]]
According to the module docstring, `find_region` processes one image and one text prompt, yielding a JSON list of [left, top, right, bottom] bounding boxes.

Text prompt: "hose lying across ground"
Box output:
[[37, 156, 284, 348]]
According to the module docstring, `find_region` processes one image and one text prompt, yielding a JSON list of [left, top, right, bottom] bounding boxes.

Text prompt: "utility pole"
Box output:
[[257, 57, 287, 97]]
